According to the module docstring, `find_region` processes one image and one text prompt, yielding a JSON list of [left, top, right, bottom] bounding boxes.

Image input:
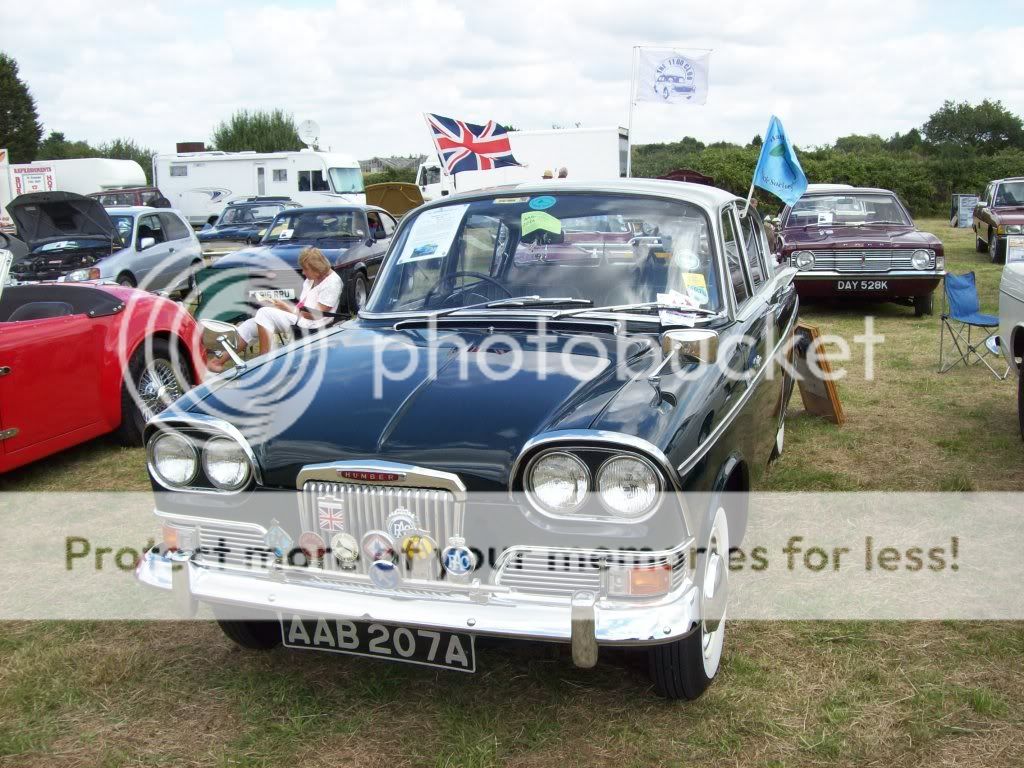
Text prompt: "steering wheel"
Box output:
[[425, 270, 513, 307]]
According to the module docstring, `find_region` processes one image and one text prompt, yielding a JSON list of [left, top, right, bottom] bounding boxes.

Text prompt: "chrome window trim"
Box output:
[[146, 413, 263, 492]]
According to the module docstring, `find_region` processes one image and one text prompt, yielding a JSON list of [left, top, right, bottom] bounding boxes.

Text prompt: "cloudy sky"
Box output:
[[5, 0, 1024, 160]]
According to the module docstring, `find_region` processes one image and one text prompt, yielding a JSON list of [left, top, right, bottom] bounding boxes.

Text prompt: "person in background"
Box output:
[[542, 169, 554, 179], [558, 167, 568, 178], [207, 247, 342, 373]]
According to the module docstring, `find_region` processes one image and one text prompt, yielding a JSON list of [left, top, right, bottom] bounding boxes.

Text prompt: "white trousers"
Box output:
[[237, 306, 298, 345]]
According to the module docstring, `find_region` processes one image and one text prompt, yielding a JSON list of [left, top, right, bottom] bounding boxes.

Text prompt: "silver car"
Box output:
[[6, 192, 202, 293]]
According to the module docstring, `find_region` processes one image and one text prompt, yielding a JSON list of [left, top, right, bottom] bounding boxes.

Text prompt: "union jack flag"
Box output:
[[425, 113, 522, 176]]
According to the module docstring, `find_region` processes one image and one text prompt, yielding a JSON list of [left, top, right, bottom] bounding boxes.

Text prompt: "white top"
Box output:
[[296, 271, 343, 329]]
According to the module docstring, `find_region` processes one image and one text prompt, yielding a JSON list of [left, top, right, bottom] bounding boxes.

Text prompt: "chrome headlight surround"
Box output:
[[145, 416, 260, 493], [793, 251, 815, 270], [147, 431, 199, 488], [911, 249, 932, 270], [1000, 224, 1022, 235], [521, 447, 665, 523]]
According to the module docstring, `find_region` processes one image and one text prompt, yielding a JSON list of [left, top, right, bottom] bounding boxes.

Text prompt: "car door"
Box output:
[[156, 212, 197, 291], [366, 211, 397, 281], [0, 313, 103, 458], [975, 184, 994, 241], [133, 213, 174, 289]]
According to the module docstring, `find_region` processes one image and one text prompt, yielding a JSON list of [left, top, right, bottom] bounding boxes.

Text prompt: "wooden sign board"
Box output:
[[793, 322, 846, 425]]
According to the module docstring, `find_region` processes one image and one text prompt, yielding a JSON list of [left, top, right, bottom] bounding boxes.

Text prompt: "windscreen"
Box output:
[[262, 210, 363, 243], [366, 193, 720, 314], [328, 167, 365, 194], [221, 204, 281, 225], [785, 194, 911, 226], [994, 181, 1024, 207]]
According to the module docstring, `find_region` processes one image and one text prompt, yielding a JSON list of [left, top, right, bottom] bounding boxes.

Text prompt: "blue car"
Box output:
[[197, 197, 301, 258]]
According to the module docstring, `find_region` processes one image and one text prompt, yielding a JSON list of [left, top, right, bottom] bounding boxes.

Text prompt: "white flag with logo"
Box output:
[[635, 48, 710, 105]]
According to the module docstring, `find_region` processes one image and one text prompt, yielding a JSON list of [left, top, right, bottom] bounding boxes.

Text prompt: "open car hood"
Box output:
[[6, 192, 120, 250]]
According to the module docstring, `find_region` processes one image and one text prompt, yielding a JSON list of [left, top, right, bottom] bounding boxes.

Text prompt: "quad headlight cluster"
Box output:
[[149, 430, 252, 491], [524, 450, 664, 521]]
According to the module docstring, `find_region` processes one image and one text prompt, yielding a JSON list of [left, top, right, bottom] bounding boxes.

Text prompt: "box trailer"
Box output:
[[153, 149, 366, 226], [1, 154, 145, 234], [414, 126, 629, 201]]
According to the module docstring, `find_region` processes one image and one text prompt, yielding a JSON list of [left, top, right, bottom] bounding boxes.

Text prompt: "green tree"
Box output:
[[0, 53, 43, 163], [211, 109, 304, 153], [37, 131, 97, 161], [922, 99, 1024, 154], [833, 134, 887, 153], [96, 138, 156, 183]]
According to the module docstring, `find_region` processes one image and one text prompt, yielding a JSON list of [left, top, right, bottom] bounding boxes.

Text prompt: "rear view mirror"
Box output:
[[139, 237, 156, 251], [661, 328, 720, 365], [200, 319, 246, 371]]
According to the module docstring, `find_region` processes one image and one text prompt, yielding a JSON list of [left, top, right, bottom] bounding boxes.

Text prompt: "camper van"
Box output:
[[414, 126, 628, 201], [153, 149, 365, 227], [1, 153, 146, 233]]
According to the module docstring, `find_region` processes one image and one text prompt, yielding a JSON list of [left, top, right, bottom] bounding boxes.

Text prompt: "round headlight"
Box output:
[[202, 436, 251, 491], [911, 250, 931, 270], [793, 251, 815, 270], [1005, 225, 1022, 235], [527, 451, 590, 514], [150, 432, 198, 487], [596, 456, 661, 519]]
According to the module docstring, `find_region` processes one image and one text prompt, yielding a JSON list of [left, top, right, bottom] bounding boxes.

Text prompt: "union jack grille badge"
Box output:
[[317, 497, 346, 532]]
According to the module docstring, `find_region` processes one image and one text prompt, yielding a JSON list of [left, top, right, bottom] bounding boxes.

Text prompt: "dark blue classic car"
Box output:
[[138, 180, 798, 699], [196, 197, 300, 259], [198, 204, 398, 318]]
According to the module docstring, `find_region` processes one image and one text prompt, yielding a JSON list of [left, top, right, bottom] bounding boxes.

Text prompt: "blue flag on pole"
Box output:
[[753, 115, 807, 207]]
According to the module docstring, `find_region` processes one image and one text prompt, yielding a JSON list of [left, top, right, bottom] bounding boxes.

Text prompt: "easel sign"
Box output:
[[793, 322, 846, 425]]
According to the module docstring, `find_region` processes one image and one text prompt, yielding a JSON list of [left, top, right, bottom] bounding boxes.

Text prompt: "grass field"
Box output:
[[1, 219, 1022, 767]]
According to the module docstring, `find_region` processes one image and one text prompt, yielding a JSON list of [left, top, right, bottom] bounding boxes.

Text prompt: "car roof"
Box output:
[[430, 178, 740, 209], [272, 205, 382, 215], [993, 177, 1024, 184], [798, 186, 896, 197], [103, 206, 185, 216]]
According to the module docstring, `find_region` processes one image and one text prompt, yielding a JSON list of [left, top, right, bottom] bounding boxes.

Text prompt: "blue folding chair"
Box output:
[[938, 272, 1008, 379]]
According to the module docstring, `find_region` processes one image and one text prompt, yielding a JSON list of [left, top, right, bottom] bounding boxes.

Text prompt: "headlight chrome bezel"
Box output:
[[201, 435, 253, 491], [911, 249, 932, 271], [146, 419, 257, 494], [793, 251, 815, 270], [522, 447, 666, 523]]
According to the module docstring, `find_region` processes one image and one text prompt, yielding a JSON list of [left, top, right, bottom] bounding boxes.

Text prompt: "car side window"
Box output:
[[380, 213, 397, 237], [721, 207, 750, 305], [366, 212, 387, 240], [137, 214, 166, 245], [739, 210, 768, 290], [158, 212, 191, 241]]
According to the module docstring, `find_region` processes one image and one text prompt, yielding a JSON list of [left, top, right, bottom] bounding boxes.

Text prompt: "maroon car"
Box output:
[[776, 186, 945, 316], [973, 177, 1024, 263], [87, 186, 170, 208]]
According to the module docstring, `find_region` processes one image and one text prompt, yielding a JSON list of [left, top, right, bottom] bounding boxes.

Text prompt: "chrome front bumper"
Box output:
[[137, 546, 700, 667]]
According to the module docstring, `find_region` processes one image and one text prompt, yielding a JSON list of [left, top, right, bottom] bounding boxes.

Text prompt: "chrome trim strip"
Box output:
[[146, 413, 263, 491], [792, 270, 945, 279], [676, 305, 799, 479]]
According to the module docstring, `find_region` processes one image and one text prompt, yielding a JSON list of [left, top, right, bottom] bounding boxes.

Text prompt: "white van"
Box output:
[[1, 154, 146, 233], [153, 149, 365, 226]]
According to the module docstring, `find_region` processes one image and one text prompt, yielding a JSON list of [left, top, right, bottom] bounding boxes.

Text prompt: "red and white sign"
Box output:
[[12, 164, 57, 195]]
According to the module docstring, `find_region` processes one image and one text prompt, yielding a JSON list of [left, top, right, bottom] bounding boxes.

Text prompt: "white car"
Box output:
[[998, 247, 1024, 438]]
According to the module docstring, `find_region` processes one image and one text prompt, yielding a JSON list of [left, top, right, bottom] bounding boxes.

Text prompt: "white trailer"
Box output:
[[1, 154, 145, 233], [153, 149, 366, 226], [415, 126, 629, 201]]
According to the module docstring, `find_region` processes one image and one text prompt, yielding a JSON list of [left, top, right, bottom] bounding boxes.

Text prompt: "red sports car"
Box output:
[[0, 280, 205, 473]]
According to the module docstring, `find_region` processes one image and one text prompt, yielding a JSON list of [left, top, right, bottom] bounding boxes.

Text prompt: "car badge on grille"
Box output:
[[298, 531, 326, 561], [361, 530, 396, 563], [331, 532, 359, 569], [317, 497, 346, 532], [337, 469, 406, 483], [441, 537, 477, 578], [386, 508, 418, 540], [403, 534, 439, 580], [264, 519, 293, 558], [369, 560, 401, 589]]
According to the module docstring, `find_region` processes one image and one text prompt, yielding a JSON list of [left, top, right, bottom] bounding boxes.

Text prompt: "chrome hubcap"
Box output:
[[137, 359, 184, 420]]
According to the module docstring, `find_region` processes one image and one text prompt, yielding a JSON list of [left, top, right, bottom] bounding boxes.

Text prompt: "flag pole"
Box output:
[[626, 46, 639, 178], [741, 180, 756, 218]]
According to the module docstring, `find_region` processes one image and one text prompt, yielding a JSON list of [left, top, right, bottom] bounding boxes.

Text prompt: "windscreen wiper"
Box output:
[[552, 301, 720, 319], [433, 295, 593, 318]]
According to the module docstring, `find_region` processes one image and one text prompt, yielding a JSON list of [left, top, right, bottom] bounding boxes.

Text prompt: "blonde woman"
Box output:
[[207, 247, 343, 372]]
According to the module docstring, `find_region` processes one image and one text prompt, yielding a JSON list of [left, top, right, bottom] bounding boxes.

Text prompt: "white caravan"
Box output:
[[153, 149, 365, 226], [1, 154, 145, 233], [415, 126, 629, 201]]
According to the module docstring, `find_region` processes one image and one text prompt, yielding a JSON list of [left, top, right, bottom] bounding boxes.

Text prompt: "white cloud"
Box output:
[[3, 0, 1023, 161]]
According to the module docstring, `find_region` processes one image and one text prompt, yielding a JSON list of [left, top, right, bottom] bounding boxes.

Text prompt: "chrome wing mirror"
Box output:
[[648, 328, 720, 401], [200, 319, 246, 371]]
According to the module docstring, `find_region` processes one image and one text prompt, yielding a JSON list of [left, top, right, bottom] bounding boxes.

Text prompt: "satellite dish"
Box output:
[[297, 120, 320, 148]]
